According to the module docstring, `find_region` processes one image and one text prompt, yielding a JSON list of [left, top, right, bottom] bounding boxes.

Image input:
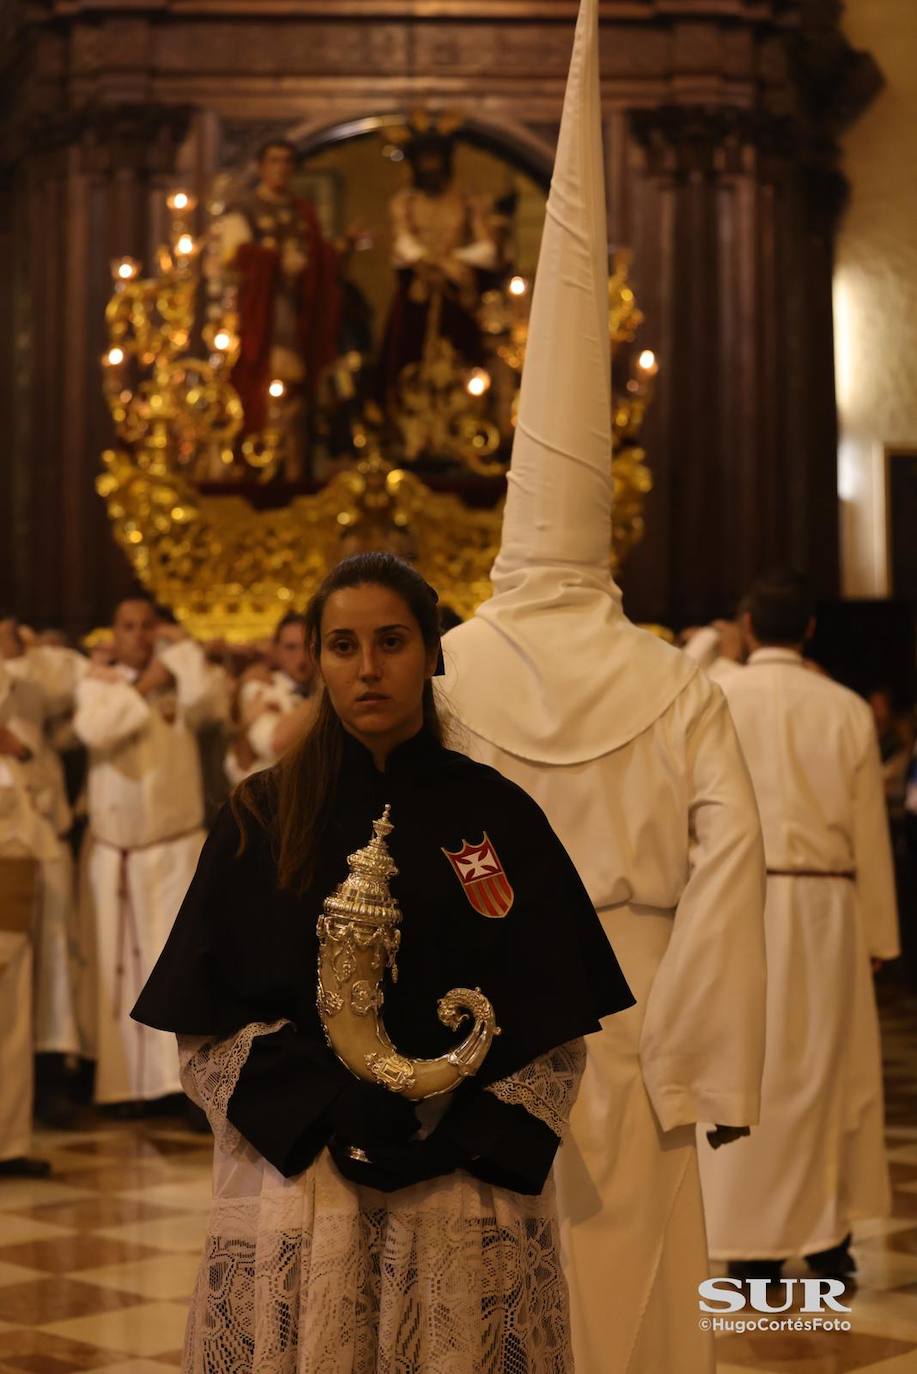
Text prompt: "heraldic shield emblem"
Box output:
[[442, 834, 515, 918]]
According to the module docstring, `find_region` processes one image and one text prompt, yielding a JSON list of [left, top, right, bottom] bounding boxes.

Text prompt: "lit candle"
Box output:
[[110, 257, 141, 283], [166, 190, 198, 214]]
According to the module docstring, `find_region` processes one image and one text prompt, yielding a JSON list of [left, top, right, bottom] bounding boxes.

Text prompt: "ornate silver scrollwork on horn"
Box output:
[[316, 806, 500, 1100]]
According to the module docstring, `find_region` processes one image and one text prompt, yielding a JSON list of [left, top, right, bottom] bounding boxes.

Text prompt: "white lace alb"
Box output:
[[176, 1022, 581, 1372]]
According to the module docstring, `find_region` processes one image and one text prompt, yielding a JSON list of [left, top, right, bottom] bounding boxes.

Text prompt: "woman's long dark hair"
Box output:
[[233, 553, 444, 892]]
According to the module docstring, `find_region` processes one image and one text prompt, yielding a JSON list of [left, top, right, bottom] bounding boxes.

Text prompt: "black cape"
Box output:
[[133, 728, 633, 1189]]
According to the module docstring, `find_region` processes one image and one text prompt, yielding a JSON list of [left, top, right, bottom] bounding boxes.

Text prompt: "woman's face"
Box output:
[[319, 583, 437, 755]]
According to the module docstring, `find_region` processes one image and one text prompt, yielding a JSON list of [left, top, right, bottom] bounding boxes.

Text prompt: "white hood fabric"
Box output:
[[441, 0, 695, 765]]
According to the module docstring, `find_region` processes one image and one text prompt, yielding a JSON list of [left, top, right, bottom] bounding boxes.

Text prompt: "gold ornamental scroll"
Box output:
[[317, 807, 500, 1100], [98, 446, 501, 640]]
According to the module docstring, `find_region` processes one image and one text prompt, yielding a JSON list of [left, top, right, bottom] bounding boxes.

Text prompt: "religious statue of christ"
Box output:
[[377, 126, 506, 406]]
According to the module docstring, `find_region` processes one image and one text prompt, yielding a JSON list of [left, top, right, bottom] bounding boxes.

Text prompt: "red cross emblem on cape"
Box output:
[[441, 833, 515, 918]]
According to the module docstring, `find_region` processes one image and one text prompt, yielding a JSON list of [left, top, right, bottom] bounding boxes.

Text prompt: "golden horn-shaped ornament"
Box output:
[[316, 806, 500, 1099]]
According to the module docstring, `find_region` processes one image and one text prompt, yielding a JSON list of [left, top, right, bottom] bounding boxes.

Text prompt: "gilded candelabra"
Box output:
[[101, 192, 296, 490], [394, 328, 503, 476]]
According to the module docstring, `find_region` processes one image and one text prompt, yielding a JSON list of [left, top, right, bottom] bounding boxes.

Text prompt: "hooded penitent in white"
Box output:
[[440, 0, 695, 763], [0, 663, 57, 1167], [440, 2, 767, 1370]]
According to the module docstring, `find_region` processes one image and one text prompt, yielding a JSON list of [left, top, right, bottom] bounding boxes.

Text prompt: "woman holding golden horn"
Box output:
[[132, 552, 632, 1374]]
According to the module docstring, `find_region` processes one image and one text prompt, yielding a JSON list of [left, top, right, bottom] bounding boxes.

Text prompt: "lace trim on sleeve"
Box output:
[[485, 1038, 586, 1140], [178, 1019, 288, 1155]]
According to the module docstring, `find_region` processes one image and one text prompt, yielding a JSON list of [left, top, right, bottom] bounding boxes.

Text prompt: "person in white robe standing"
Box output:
[[73, 599, 227, 1107], [697, 568, 900, 1281], [436, 2, 767, 1369], [682, 621, 746, 688], [0, 661, 60, 1176], [0, 621, 84, 1072], [225, 612, 316, 785]]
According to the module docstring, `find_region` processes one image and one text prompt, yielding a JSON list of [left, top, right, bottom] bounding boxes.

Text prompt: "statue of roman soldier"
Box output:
[[218, 139, 342, 475]]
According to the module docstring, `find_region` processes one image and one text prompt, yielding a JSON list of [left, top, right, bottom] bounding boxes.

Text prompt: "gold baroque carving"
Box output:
[[98, 443, 502, 637], [96, 144, 656, 640]]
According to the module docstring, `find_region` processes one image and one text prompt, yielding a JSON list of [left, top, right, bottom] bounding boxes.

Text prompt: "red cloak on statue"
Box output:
[[230, 198, 342, 435]]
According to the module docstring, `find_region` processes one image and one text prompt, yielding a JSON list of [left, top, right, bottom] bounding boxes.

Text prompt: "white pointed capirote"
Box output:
[[441, 0, 695, 765], [493, 0, 612, 584]]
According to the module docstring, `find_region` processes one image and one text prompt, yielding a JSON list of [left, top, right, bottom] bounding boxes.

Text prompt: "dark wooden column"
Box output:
[[73, 105, 193, 633], [0, 168, 16, 610], [619, 105, 847, 627], [4, 104, 191, 634]]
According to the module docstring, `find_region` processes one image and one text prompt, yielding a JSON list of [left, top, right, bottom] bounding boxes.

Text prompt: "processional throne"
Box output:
[[97, 114, 659, 640]]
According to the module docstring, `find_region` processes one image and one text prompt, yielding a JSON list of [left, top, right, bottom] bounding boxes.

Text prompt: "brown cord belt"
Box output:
[[766, 868, 855, 880], [93, 826, 203, 958], [92, 827, 201, 1086]]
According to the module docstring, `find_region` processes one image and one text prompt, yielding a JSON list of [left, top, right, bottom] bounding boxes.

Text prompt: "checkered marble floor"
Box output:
[[712, 976, 917, 1374], [0, 977, 915, 1373], [0, 1119, 211, 1372]]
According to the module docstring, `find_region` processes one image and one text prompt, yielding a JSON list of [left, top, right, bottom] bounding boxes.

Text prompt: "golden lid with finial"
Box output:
[[322, 804, 402, 932]]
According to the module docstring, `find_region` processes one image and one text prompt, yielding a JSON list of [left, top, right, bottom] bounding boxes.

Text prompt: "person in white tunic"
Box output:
[[697, 569, 900, 1280], [73, 598, 227, 1106], [682, 621, 745, 688], [225, 613, 316, 785], [0, 621, 85, 1066], [0, 661, 61, 1176], [436, 2, 767, 1369]]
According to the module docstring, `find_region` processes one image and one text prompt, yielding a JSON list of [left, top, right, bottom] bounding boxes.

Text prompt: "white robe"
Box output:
[[177, 1026, 584, 1373], [0, 667, 78, 1055], [73, 640, 223, 1103], [435, 0, 767, 1366], [4, 645, 86, 836], [225, 670, 302, 786], [682, 626, 745, 689], [0, 759, 46, 1162], [440, 670, 766, 1374], [697, 648, 899, 1258], [0, 671, 64, 1158], [3, 648, 85, 1055]]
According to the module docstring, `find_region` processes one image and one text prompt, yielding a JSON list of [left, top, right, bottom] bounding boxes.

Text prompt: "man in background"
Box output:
[[73, 598, 226, 1110], [0, 614, 84, 1121], [0, 660, 59, 1175], [698, 568, 899, 1282], [225, 611, 316, 784]]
